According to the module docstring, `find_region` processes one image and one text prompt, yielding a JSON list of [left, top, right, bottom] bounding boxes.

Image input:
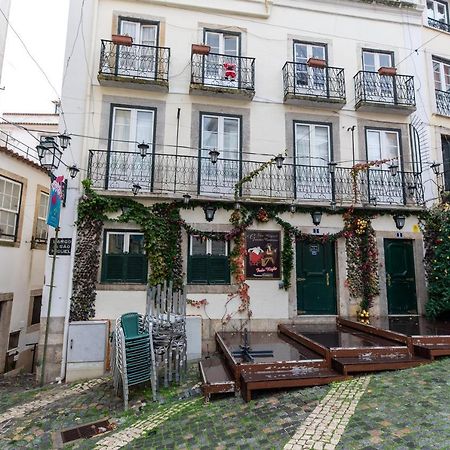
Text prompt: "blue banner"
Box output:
[[47, 176, 64, 229]]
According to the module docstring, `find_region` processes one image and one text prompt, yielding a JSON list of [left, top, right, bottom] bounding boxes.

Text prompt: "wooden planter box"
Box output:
[[112, 34, 133, 46], [378, 66, 397, 76], [307, 57, 327, 69], [192, 44, 211, 55]]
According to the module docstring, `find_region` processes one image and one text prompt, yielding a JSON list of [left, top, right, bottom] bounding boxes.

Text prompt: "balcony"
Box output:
[[354, 71, 416, 114], [427, 17, 450, 33], [87, 150, 424, 207], [435, 90, 450, 116], [283, 62, 346, 107], [190, 52, 255, 99], [97, 40, 170, 91]]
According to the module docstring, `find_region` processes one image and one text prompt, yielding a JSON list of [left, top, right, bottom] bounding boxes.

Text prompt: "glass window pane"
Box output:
[[107, 234, 124, 254], [367, 130, 381, 161], [296, 124, 311, 163], [191, 236, 207, 255], [136, 110, 154, 148], [224, 36, 239, 56], [129, 234, 145, 254], [205, 32, 220, 53], [434, 61, 442, 90], [312, 45, 325, 60], [383, 132, 399, 160], [223, 118, 239, 158], [363, 52, 375, 71], [379, 53, 392, 68], [211, 239, 226, 256], [141, 26, 157, 46], [315, 126, 330, 164], [202, 116, 218, 149], [112, 109, 131, 152], [294, 44, 307, 63]]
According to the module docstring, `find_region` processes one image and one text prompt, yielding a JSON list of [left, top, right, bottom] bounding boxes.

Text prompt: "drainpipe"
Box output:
[[347, 126, 356, 166], [173, 108, 181, 193]]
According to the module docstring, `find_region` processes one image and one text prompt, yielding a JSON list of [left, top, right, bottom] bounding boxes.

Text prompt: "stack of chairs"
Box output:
[[147, 281, 187, 389], [111, 312, 156, 409]]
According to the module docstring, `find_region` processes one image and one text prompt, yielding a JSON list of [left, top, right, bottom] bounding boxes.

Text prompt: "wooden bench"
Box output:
[[413, 343, 450, 360], [332, 355, 428, 375], [199, 356, 236, 402], [240, 368, 350, 402]]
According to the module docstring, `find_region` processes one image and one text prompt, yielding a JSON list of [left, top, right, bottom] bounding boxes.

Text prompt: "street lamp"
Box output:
[[183, 193, 191, 206], [68, 165, 80, 179], [311, 211, 322, 226], [290, 204, 296, 214], [274, 154, 285, 169], [38, 136, 63, 171], [370, 196, 378, 207], [393, 214, 406, 230], [132, 184, 141, 196], [431, 162, 441, 176], [330, 200, 337, 212], [58, 131, 71, 150], [234, 202, 241, 210], [209, 149, 220, 164], [138, 141, 149, 158], [389, 162, 399, 177], [203, 204, 217, 222], [328, 161, 337, 175]]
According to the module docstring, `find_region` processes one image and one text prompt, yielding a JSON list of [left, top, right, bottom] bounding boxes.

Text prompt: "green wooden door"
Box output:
[[384, 239, 417, 314], [296, 241, 336, 315]]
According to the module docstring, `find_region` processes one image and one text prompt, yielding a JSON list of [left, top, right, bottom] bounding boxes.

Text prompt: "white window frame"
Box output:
[[294, 122, 331, 166], [189, 235, 228, 256], [35, 191, 49, 242], [433, 58, 450, 92], [365, 128, 401, 164], [0, 176, 22, 242], [105, 231, 145, 254], [427, 0, 449, 23]]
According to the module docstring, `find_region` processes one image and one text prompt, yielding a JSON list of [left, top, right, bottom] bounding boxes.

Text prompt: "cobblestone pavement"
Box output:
[[284, 376, 371, 450], [0, 358, 448, 449], [337, 358, 450, 450]]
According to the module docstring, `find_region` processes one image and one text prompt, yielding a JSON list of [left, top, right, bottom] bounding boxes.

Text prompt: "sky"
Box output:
[[0, 0, 70, 114]]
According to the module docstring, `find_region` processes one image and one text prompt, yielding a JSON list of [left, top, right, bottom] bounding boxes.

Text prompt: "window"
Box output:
[[8, 331, 20, 350], [366, 129, 400, 163], [30, 295, 42, 326], [200, 114, 241, 194], [293, 41, 327, 91], [117, 18, 159, 78], [108, 105, 155, 189], [433, 58, 450, 92], [0, 176, 22, 242], [187, 235, 230, 284], [362, 50, 393, 71], [101, 231, 147, 283], [35, 192, 49, 243], [442, 135, 450, 191], [427, 1, 449, 24]]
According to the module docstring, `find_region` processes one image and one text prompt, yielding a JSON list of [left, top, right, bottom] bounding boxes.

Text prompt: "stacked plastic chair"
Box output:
[[147, 281, 187, 389], [111, 312, 156, 409]]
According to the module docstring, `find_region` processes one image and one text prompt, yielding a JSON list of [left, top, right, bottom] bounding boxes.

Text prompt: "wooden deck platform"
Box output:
[[199, 317, 449, 402]]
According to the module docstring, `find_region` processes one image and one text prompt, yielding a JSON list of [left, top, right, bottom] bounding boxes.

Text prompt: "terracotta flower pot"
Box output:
[[112, 34, 133, 46], [307, 57, 327, 68], [378, 66, 397, 76], [191, 44, 211, 55]]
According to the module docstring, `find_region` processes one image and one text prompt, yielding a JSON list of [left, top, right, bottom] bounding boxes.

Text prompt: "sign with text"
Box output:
[[245, 230, 281, 280], [48, 238, 72, 256]]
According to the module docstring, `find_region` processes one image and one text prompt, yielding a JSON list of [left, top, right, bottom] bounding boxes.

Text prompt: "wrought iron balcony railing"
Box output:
[[190, 52, 255, 92], [87, 149, 424, 207], [98, 39, 170, 83], [435, 89, 450, 116], [282, 62, 346, 102], [354, 71, 415, 109], [428, 17, 450, 33]]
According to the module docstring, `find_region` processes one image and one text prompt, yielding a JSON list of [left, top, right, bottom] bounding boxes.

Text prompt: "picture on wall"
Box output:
[[245, 230, 281, 279]]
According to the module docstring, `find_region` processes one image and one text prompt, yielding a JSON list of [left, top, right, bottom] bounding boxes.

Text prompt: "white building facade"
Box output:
[[40, 0, 450, 381]]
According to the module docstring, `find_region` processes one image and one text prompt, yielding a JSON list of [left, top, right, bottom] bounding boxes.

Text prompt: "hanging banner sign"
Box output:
[[245, 230, 281, 280], [47, 176, 64, 229]]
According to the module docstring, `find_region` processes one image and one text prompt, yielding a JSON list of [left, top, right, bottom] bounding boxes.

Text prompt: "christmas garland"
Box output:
[[420, 201, 450, 318]]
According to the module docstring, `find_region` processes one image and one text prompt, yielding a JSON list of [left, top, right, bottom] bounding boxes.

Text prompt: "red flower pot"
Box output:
[[112, 34, 133, 46], [191, 44, 211, 55], [307, 57, 327, 69], [378, 66, 397, 76]]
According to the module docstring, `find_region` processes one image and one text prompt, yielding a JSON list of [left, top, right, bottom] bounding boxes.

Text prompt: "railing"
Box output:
[[282, 62, 346, 102], [354, 71, 415, 108], [435, 89, 450, 116], [428, 17, 450, 33], [87, 150, 424, 206], [191, 52, 255, 91], [0, 129, 40, 163], [99, 40, 170, 82]]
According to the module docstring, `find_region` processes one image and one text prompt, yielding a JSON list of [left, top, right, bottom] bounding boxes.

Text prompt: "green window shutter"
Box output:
[[125, 254, 148, 283], [102, 254, 126, 282], [443, 136, 450, 191], [187, 256, 209, 284], [207, 256, 230, 284]]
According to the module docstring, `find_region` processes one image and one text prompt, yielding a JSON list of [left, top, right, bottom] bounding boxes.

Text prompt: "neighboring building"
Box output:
[[41, 0, 448, 381], [0, 143, 49, 374], [0, 0, 11, 83], [0, 113, 59, 151]]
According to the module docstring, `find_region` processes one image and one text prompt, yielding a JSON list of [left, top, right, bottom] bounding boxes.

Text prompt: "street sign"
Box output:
[[48, 238, 72, 256]]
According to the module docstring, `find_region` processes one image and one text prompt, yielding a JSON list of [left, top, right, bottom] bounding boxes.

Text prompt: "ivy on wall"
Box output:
[[421, 201, 450, 318]]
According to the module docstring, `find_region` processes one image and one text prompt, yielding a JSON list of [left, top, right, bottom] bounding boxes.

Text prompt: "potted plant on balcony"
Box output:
[[378, 66, 397, 76], [191, 44, 211, 55], [111, 34, 133, 46], [307, 57, 327, 68]]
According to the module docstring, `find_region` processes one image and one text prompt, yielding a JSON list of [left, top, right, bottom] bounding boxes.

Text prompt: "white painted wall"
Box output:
[[0, 0, 11, 84]]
